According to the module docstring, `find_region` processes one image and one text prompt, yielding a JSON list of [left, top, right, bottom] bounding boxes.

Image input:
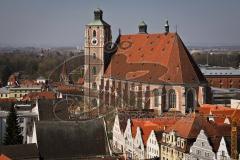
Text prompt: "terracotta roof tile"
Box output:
[[0, 155, 11, 160], [21, 91, 56, 101], [104, 33, 207, 84], [131, 117, 178, 145], [199, 104, 240, 125]]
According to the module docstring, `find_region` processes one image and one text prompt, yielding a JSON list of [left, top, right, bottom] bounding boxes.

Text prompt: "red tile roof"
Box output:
[[21, 91, 56, 101], [131, 117, 178, 145], [165, 114, 219, 139], [104, 33, 206, 84], [57, 85, 82, 94], [0, 154, 11, 160], [199, 104, 240, 125], [164, 114, 231, 153]]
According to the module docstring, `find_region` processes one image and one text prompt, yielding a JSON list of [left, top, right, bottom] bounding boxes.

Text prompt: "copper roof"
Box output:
[[104, 33, 207, 84]]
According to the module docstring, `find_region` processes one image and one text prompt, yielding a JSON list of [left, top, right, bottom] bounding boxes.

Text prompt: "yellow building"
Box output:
[[0, 85, 42, 100]]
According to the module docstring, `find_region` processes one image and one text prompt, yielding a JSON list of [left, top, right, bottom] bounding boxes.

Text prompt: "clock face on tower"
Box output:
[[91, 38, 98, 45]]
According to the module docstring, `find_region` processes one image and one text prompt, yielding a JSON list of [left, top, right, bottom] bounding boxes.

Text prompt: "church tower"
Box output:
[[84, 8, 112, 109]]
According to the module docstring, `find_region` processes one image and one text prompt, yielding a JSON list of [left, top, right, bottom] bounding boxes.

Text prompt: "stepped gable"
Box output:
[[104, 32, 206, 84]]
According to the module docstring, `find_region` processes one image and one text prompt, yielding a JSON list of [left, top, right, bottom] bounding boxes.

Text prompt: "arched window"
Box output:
[[93, 53, 96, 59], [93, 30, 96, 37], [168, 89, 176, 109], [92, 66, 96, 75], [91, 98, 97, 107], [186, 89, 194, 113], [92, 82, 97, 90], [153, 89, 159, 107]]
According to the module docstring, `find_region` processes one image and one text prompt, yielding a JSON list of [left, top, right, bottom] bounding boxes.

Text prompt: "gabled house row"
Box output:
[[112, 113, 240, 160], [112, 114, 180, 159]]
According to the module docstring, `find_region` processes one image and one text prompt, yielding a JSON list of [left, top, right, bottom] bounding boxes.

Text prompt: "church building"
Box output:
[[84, 9, 210, 114]]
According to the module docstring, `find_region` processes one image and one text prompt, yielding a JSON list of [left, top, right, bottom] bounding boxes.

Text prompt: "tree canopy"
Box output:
[[3, 104, 23, 145]]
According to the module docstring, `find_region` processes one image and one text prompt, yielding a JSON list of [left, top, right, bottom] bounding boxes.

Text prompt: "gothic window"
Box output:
[[168, 89, 176, 109], [186, 89, 194, 113], [92, 66, 97, 75], [153, 89, 159, 107], [93, 53, 96, 59], [92, 82, 97, 90], [91, 98, 97, 107], [93, 30, 96, 37]]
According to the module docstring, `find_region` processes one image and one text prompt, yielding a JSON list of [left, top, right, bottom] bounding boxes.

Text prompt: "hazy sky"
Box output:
[[0, 0, 240, 47]]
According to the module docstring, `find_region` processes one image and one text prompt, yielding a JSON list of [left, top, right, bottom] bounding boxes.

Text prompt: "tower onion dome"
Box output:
[[94, 8, 103, 20], [138, 21, 148, 34]]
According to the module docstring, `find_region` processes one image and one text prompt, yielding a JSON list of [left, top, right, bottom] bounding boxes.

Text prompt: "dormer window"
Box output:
[[162, 133, 166, 142], [177, 138, 180, 147], [181, 139, 184, 149]]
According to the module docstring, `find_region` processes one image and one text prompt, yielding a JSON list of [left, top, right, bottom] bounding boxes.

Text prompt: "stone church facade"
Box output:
[[84, 9, 210, 114]]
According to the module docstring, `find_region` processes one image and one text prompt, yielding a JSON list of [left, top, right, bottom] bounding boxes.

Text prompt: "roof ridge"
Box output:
[[173, 33, 184, 83]]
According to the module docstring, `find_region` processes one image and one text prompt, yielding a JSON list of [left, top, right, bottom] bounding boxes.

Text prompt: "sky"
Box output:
[[0, 0, 240, 47]]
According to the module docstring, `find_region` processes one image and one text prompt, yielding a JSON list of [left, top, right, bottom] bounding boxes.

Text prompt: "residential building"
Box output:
[[0, 103, 38, 144], [113, 113, 179, 159], [201, 66, 240, 89], [211, 87, 240, 106], [36, 76, 46, 84]]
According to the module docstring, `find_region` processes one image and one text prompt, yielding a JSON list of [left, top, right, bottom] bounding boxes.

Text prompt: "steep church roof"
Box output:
[[104, 32, 207, 84]]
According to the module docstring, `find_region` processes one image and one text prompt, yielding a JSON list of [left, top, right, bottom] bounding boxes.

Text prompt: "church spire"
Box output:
[[60, 60, 72, 85]]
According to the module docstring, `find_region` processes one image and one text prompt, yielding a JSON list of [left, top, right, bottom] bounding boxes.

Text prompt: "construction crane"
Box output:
[[231, 103, 240, 160]]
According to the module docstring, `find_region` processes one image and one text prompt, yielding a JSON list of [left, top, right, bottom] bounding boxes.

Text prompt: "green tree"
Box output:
[[1, 65, 12, 86], [4, 105, 23, 145]]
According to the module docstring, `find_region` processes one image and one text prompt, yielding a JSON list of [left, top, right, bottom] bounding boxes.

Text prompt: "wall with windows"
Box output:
[[99, 78, 204, 115], [161, 131, 188, 160], [216, 137, 231, 160], [133, 127, 145, 159], [123, 119, 134, 159], [112, 115, 124, 152], [189, 130, 215, 160], [146, 130, 160, 159]]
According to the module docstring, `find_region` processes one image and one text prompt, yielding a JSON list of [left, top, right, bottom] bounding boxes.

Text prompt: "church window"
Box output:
[[92, 66, 97, 75], [91, 98, 97, 107], [92, 82, 97, 90], [168, 89, 176, 109], [186, 89, 194, 113], [93, 30, 96, 37], [93, 53, 96, 59], [154, 89, 159, 107]]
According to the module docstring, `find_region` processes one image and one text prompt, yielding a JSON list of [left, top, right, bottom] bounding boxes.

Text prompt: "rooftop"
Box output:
[[104, 33, 207, 84]]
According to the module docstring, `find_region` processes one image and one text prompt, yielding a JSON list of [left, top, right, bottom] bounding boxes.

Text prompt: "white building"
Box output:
[[189, 130, 216, 160], [146, 130, 161, 159], [0, 104, 38, 144]]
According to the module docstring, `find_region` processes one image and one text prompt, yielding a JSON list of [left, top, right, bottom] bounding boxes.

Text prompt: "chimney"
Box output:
[[164, 20, 169, 34], [138, 21, 147, 34]]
